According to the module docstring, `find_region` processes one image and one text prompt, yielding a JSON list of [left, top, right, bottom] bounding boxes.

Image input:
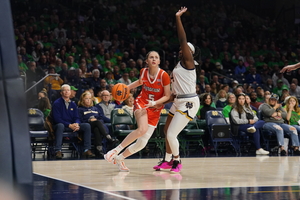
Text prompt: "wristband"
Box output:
[[151, 101, 157, 106]]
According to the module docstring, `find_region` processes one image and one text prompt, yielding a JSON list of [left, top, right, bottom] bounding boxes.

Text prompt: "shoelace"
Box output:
[[172, 160, 180, 169], [157, 160, 167, 166]]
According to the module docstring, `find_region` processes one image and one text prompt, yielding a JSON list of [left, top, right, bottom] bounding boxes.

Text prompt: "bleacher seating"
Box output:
[[28, 108, 49, 160], [147, 108, 169, 158], [206, 110, 238, 156], [110, 108, 136, 141], [179, 118, 206, 156]]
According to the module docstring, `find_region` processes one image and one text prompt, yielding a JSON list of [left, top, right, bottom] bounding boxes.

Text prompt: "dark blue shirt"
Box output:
[[78, 106, 104, 123], [52, 97, 81, 127]]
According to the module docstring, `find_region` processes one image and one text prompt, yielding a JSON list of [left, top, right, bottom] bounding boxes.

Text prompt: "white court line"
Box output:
[[33, 172, 137, 200]]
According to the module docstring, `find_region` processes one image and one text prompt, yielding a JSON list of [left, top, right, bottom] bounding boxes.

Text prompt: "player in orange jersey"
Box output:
[[104, 51, 171, 172]]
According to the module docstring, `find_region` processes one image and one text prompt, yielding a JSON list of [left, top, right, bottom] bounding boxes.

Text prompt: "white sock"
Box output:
[[117, 154, 125, 161], [115, 145, 124, 154], [165, 153, 172, 162], [173, 156, 180, 161]]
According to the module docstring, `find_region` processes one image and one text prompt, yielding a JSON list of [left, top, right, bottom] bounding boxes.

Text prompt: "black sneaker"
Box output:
[[294, 149, 300, 156], [280, 149, 287, 156]]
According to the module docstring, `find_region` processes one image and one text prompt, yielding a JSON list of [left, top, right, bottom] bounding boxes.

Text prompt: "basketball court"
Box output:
[[32, 156, 300, 199]]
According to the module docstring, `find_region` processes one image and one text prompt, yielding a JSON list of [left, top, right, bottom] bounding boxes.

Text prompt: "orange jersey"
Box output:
[[134, 67, 170, 126]]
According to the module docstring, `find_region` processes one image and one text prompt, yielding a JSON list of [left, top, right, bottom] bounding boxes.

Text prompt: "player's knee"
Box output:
[[166, 133, 175, 141], [136, 126, 148, 137], [128, 138, 147, 153], [137, 138, 148, 150]]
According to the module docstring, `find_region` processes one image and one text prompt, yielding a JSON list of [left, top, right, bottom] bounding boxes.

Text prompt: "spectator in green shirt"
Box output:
[[66, 55, 79, 69], [222, 93, 236, 123], [18, 55, 28, 71], [104, 71, 118, 85], [129, 70, 138, 82], [284, 97, 300, 135], [37, 96, 51, 119], [273, 79, 288, 97]]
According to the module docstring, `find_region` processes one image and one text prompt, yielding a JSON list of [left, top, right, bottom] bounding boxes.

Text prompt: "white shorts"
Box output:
[[169, 96, 200, 120]]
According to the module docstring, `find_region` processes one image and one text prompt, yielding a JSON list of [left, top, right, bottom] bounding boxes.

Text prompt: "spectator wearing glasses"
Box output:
[[95, 90, 121, 123], [118, 72, 132, 85], [222, 93, 236, 123], [260, 93, 300, 156]]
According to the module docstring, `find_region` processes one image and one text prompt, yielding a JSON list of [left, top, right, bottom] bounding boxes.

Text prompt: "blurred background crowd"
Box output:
[[11, 0, 300, 108]]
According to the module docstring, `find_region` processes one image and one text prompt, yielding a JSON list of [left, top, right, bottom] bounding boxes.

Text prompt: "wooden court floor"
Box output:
[[32, 156, 300, 200]]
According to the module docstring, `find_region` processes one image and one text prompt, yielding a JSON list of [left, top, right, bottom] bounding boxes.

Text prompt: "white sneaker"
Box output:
[[115, 157, 130, 172], [247, 127, 256, 133], [256, 148, 269, 155], [104, 149, 118, 163]]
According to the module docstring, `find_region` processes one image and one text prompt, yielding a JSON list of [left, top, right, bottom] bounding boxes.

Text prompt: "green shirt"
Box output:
[[288, 110, 300, 125], [43, 109, 51, 119], [42, 42, 53, 50], [19, 62, 28, 71], [273, 85, 288, 96], [95, 54, 105, 66], [210, 58, 221, 64], [67, 62, 79, 69], [105, 78, 118, 85], [222, 105, 233, 118], [267, 61, 278, 69], [130, 77, 138, 82], [257, 96, 264, 103]]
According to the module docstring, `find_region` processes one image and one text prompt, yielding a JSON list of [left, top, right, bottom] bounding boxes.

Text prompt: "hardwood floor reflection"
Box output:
[[33, 156, 300, 198]]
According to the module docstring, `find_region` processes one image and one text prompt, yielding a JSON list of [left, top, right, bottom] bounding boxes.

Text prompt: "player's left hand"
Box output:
[[145, 100, 157, 108], [176, 7, 187, 17]]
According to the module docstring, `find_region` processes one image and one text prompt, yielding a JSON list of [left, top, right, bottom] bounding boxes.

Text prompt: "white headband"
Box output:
[[187, 42, 195, 54]]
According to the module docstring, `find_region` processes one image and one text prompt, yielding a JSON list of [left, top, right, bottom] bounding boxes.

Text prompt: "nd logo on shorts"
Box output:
[[185, 102, 193, 109]]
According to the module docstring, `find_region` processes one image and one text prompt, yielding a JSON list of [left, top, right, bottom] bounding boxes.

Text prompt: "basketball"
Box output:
[[111, 83, 130, 102]]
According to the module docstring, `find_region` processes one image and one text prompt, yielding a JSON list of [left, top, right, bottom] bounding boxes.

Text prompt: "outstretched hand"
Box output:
[[280, 64, 299, 73], [176, 6, 187, 17]]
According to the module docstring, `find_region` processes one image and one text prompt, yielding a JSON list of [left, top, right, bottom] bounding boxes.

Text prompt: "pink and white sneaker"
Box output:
[[153, 159, 173, 171], [115, 157, 130, 172], [170, 160, 182, 173], [104, 149, 118, 163]]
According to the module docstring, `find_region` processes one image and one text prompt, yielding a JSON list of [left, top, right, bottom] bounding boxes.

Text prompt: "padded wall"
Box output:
[[0, 0, 33, 198]]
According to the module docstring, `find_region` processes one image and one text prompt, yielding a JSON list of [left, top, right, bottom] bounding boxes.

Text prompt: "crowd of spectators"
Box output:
[[12, 0, 300, 155], [12, 0, 300, 105]]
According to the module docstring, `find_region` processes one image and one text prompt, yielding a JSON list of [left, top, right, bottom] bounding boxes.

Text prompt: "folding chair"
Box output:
[[206, 110, 238, 156], [147, 108, 169, 157], [179, 118, 206, 156], [258, 110, 281, 153], [46, 111, 81, 159], [28, 108, 49, 160], [229, 111, 254, 155], [111, 108, 136, 140], [61, 131, 81, 158]]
